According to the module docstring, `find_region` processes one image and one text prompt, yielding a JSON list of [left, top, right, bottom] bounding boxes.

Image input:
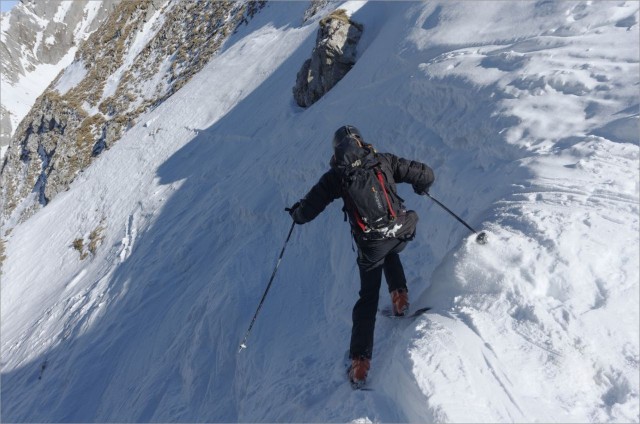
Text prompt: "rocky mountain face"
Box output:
[[0, 0, 265, 225], [0, 0, 121, 151], [293, 9, 363, 108]]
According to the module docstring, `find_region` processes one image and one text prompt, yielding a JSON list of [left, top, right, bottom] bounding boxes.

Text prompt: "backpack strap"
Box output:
[[344, 195, 368, 232], [374, 167, 397, 221]]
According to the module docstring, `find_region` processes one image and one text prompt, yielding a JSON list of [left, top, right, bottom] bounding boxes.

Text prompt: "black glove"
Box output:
[[285, 202, 305, 224], [413, 182, 432, 196]]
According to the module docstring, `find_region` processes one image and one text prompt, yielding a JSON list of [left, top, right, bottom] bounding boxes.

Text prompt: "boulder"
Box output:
[[293, 10, 363, 108]]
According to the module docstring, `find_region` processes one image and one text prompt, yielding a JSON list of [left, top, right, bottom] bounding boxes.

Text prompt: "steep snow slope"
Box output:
[[1, 1, 638, 422]]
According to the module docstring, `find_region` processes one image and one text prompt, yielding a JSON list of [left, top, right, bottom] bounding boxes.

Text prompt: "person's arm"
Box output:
[[385, 153, 435, 194], [289, 170, 341, 224]]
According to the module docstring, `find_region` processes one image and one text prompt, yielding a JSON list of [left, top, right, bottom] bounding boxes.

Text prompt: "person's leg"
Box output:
[[383, 252, 407, 292], [383, 240, 409, 315], [349, 237, 410, 357], [383, 239, 408, 291], [349, 261, 383, 359], [349, 239, 388, 359]]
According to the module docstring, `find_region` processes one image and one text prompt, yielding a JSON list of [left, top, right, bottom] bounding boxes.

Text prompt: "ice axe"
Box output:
[[425, 193, 487, 244]]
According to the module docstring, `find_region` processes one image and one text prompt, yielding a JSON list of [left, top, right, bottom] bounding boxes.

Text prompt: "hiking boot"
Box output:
[[348, 356, 370, 387], [391, 288, 409, 316]]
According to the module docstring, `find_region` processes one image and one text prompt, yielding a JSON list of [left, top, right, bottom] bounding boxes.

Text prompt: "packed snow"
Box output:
[[1, 1, 638, 423]]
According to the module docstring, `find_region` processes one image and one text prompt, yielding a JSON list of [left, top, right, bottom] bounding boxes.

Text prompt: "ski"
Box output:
[[380, 306, 431, 319]]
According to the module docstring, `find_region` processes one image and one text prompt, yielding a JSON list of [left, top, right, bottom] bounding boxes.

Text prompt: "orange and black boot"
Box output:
[[391, 288, 409, 316], [348, 356, 371, 389]]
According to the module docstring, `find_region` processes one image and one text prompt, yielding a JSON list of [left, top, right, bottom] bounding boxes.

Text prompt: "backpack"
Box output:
[[333, 139, 403, 236]]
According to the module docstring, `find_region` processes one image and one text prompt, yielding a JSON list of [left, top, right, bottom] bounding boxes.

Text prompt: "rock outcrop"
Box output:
[[293, 9, 363, 108]]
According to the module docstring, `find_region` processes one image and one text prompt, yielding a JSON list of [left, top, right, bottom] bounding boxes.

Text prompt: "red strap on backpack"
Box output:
[[353, 209, 367, 232], [376, 169, 397, 220]]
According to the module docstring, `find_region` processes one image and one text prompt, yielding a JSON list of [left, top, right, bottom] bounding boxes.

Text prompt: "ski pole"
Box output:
[[239, 221, 296, 352], [425, 193, 487, 244]]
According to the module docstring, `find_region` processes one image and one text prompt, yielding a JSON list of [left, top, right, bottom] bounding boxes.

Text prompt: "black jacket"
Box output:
[[293, 152, 434, 227]]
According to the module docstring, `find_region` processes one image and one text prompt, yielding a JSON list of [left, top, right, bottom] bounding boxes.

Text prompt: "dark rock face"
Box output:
[[293, 10, 363, 108]]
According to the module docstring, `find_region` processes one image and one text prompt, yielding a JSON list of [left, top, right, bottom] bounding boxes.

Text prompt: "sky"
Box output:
[[0, 1, 17, 13]]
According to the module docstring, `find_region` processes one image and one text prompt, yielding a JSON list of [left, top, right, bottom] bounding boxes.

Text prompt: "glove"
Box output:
[[285, 201, 305, 224], [413, 182, 432, 196]]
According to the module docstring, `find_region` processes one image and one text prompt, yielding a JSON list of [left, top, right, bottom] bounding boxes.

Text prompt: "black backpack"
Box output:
[[333, 139, 402, 234]]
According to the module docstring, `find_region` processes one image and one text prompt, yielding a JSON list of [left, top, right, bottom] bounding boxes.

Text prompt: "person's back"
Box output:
[[288, 125, 434, 388]]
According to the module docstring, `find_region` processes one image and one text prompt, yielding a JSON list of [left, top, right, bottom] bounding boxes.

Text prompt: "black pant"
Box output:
[[349, 238, 408, 359]]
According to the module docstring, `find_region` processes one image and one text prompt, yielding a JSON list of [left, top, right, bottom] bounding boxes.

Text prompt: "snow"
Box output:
[[31, 23, 44, 56], [0, 10, 11, 44], [0, 48, 76, 132], [339, 1, 368, 16], [69, 0, 102, 41], [52, 1, 73, 23], [100, 7, 166, 103], [18, 2, 48, 30], [1, 1, 639, 422], [53, 59, 87, 95]]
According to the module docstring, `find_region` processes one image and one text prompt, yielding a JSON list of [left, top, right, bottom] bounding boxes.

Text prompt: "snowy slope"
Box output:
[[1, 1, 638, 422]]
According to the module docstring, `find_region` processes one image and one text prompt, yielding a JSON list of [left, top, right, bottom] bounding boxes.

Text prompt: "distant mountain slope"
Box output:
[[0, 0, 121, 154], [0, 0, 265, 226], [1, 1, 638, 423]]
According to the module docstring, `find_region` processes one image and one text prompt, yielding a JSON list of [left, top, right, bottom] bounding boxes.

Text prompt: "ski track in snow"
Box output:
[[1, 1, 639, 423]]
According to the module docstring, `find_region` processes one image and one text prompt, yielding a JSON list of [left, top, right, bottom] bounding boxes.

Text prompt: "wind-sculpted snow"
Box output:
[[1, 1, 638, 422]]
